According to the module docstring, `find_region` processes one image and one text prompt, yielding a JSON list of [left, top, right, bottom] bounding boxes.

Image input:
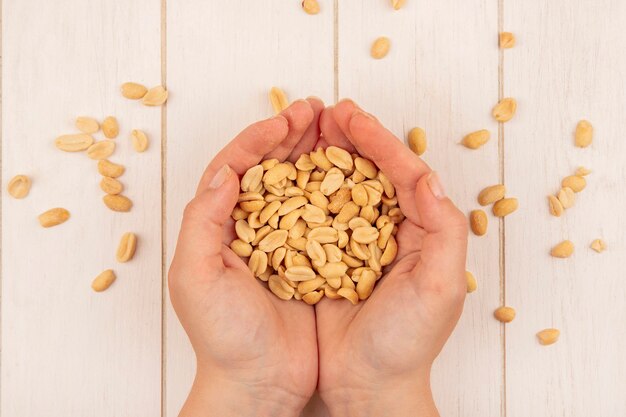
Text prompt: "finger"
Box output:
[[319, 106, 357, 153], [287, 97, 325, 162], [264, 99, 315, 161], [333, 101, 431, 223], [315, 137, 329, 149], [174, 165, 240, 272], [195, 115, 289, 195], [412, 172, 468, 293]]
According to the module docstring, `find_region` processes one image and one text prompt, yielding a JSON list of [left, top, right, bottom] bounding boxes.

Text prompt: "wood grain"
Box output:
[[1, 0, 162, 415], [504, 1, 626, 416], [164, 1, 333, 414], [337, 1, 503, 416]]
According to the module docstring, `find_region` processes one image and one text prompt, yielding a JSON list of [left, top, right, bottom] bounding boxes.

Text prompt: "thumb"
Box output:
[[412, 172, 468, 294], [174, 164, 239, 270]]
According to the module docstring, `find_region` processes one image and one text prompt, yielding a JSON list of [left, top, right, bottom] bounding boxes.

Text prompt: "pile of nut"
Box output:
[[230, 146, 403, 305]]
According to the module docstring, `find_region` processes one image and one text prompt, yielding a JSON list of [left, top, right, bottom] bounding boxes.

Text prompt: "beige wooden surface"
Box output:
[[1, 1, 624, 416]]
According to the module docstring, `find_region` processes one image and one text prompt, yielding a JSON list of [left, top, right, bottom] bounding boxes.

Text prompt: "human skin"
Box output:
[[168, 98, 468, 417]]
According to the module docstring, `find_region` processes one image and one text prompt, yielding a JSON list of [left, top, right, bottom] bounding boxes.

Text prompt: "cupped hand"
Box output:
[[168, 98, 324, 417], [315, 100, 469, 417]]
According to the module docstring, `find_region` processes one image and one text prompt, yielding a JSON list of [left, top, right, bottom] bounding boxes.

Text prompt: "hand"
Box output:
[[315, 100, 469, 417], [168, 98, 324, 417]]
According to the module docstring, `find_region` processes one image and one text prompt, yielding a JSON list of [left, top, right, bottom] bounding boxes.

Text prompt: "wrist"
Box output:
[[322, 374, 438, 417], [180, 369, 305, 417]]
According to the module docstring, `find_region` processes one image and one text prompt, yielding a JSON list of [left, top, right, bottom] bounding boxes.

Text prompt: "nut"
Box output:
[[38, 208, 70, 228], [103, 195, 132, 212], [102, 116, 119, 139], [116, 232, 137, 262], [8, 175, 31, 199], [493, 306, 516, 323], [492, 98, 517, 122], [249, 250, 268, 277], [241, 165, 264, 192], [371, 36, 391, 59], [87, 141, 116, 160], [590, 239, 606, 253], [537, 328, 560, 345], [75, 116, 99, 134], [55, 134, 94, 152], [469, 210, 488, 236], [142, 85, 168, 106], [269, 87, 288, 114], [492, 198, 518, 217], [547, 195, 563, 217], [326, 146, 354, 170], [477, 184, 505, 206], [575, 166, 591, 176], [574, 120, 592, 147], [320, 168, 345, 196], [408, 127, 427, 155], [550, 240, 574, 258], [100, 176, 124, 195], [131, 129, 149, 152], [302, 290, 324, 305], [92, 269, 116, 292], [499, 32, 516, 49], [98, 160, 125, 178], [230, 239, 253, 257], [557, 187, 576, 208], [121, 82, 148, 99], [466, 271, 477, 293], [561, 175, 586, 193], [337, 288, 359, 305], [301, 0, 320, 15], [258, 230, 288, 252], [462, 130, 490, 149], [391, 0, 406, 10]]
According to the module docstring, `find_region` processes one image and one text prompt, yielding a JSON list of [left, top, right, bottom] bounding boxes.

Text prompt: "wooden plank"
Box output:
[[337, 1, 502, 416], [504, 1, 626, 416], [164, 1, 334, 414], [1, 0, 162, 415]]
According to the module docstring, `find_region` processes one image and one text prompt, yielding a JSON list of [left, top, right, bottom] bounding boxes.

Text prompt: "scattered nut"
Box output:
[[561, 175, 586, 193], [462, 130, 490, 149], [574, 120, 593, 147], [75, 116, 99, 134], [371, 37, 391, 59], [537, 328, 560, 345], [103, 194, 132, 212], [499, 32, 516, 49], [102, 116, 119, 139], [550, 240, 574, 258], [100, 176, 124, 195], [92, 269, 116, 292], [391, 0, 406, 9], [131, 129, 149, 152], [55, 134, 94, 152], [492, 98, 517, 122], [469, 210, 488, 236], [492, 198, 518, 217], [575, 166, 591, 176], [466, 271, 477, 293], [557, 187, 576, 209], [142, 85, 168, 106], [302, 0, 320, 14], [116, 232, 137, 262], [408, 127, 427, 155], [98, 160, 125, 178], [494, 306, 516, 323], [478, 184, 505, 206], [269, 87, 289, 114], [38, 208, 70, 228], [87, 141, 116, 160], [547, 195, 563, 217], [590, 239, 606, 253], [8, 175, 31, 199], [121, 82, 148, 99]]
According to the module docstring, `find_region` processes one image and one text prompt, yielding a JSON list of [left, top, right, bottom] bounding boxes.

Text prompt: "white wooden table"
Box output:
[[2, 1, 625, 416]]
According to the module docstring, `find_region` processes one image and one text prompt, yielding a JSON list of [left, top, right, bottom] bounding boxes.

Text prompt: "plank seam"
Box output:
[[497, 1, 507, 417], [0, 0, 4, 410], [333, 0, 338, 102], [160, 0, 168, 415]]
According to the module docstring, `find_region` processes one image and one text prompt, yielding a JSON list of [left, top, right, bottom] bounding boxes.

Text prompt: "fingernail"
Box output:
[[209, 165, 232, 190], [427, 171, 446, 200], [306, 95, 322, 101], [338, 98, 354, 105], [351, 109, 375, 120]]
